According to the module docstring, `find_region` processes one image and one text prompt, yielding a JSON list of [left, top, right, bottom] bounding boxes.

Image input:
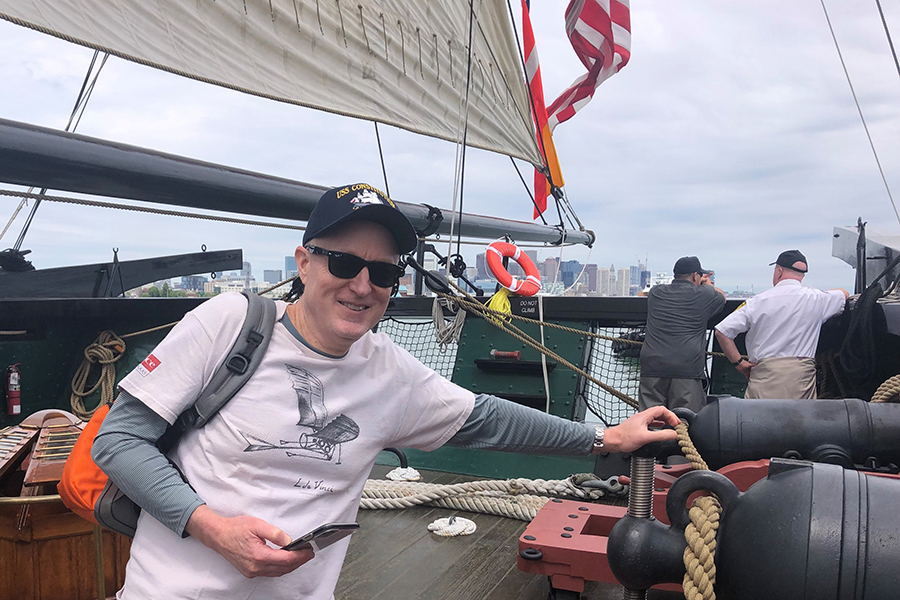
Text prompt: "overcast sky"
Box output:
[[1, 0, 898, 293]]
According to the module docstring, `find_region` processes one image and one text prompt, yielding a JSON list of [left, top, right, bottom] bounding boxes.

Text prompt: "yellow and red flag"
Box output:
[[521, 0, 563, 220]]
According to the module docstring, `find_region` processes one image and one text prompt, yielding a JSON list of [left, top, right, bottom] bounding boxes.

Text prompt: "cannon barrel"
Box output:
[[679, 397, 900, 471], [608, 458, 900, 599]]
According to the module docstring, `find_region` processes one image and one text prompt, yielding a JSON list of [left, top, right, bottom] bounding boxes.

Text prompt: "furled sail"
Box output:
[[0, 0, 543, 166]]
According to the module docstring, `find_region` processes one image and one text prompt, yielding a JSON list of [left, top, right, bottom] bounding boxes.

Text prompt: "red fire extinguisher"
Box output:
[[6, 364, 21, 416]]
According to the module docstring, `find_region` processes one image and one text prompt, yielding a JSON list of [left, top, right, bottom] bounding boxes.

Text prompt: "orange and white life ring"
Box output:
[[486, 241, 542, 296]]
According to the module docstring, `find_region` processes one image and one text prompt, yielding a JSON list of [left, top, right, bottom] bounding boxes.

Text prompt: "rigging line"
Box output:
[[820, 0, 900, 226], [504, 0, 553, 180], [419, 236, 580, 249], [510, 157, 549, 225], [65, 50, 99, 131], [562, 245, 593, 294], [447, 0, 477, 263], [558, 186, 584, 231], [13, 51, 110, 250], [72, 53, 110, 132], [455, 0, 477, 262], [467, 0, 544, 165], [0, 189, 307, 231], [0, 194, 28, 243], [374, 122, 390, 197], [874, 0, 900, 81], [503, 0, 587, 235]]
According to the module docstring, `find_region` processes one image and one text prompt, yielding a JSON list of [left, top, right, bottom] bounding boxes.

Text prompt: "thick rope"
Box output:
[[676, 420, 720, 600], [69, 330, 126, 420], [676, 422, 709, 472], [428, 516, 477, 536], [872, 374, 900, 403], [360, 474, 623, 522], [682, 496, 721, 600]]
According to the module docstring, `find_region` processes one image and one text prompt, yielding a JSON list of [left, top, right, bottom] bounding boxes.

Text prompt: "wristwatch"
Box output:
[[592, 425, 605, 453], [731, 357, 747, 366]]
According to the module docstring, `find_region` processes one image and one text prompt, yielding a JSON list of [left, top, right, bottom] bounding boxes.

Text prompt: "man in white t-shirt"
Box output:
[[93, 183, 680, 600], [715, 250, 849, 399]]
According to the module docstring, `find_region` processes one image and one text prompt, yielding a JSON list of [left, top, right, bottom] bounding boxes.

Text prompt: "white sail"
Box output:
[[0, 0, 542, 166]]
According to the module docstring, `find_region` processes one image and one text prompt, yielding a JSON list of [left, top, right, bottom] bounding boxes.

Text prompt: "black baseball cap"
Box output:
[[770, 249, 808, 273], [302, 184, 418, 254], [673, 256, 711, 276]]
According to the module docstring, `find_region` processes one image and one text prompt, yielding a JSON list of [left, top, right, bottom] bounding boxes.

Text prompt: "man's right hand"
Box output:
[[736, 360, 756, 380], [186, 505, 314, 578]]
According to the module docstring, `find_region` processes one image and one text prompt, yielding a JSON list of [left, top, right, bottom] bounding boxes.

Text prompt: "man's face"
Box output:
[[295, 221, 399, 354]]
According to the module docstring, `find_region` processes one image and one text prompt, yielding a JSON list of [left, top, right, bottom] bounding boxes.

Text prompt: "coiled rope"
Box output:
[[69, 330, 126, 420], [360, 474, 626, 522], [872, 374, 900, 403], [676, 421, 721, 600], [432, 296, 466, 350]]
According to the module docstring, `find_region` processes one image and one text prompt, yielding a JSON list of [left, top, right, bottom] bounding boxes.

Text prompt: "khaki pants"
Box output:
[[639, 377, 707, 413], [745, 356, 817, 399]]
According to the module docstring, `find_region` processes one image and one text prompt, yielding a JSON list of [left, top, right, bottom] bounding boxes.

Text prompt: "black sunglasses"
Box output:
[[306, 246, 405, 288]]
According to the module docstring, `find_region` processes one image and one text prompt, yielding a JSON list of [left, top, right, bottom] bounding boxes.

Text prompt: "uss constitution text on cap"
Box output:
[[303, 184, 418, 254]]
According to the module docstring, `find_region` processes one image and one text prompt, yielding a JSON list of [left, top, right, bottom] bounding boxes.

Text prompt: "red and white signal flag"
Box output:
[[525, 0, 631, 219]]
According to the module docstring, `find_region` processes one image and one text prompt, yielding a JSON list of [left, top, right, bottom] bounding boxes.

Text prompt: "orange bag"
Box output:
[[59, 403, 110, 525]]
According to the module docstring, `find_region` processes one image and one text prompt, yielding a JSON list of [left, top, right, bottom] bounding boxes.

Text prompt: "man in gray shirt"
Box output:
[[639, 256, 726, 412]]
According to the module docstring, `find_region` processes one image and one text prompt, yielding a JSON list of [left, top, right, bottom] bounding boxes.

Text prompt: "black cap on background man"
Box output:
[[303, 184, 418, 254], [770, 250, 808, 273], [673, 256, 711, 276]]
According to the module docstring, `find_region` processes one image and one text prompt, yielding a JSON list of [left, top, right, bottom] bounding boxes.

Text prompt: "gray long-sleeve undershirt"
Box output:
[[93, 391, 595, 537]]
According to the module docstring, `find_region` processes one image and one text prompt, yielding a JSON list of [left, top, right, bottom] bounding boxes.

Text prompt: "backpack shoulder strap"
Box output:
[[158, 291, 277, 452]]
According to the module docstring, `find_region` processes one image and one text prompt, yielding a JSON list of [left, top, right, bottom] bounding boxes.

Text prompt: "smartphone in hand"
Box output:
[[282, 522, 360, 552]]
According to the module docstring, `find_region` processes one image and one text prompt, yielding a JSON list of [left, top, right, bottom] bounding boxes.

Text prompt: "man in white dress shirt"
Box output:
[[714, 250, 849, 399]]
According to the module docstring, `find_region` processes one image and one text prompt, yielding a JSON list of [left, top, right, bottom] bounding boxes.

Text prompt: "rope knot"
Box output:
[[70, 330, 125, 420]]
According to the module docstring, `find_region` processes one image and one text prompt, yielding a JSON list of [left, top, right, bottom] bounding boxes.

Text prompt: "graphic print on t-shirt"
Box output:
[[239, 364, 360, 470]]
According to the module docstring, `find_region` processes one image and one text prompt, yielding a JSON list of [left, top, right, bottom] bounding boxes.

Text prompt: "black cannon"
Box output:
[[608, 458, 900, 599], [671, 396, 900, 471]]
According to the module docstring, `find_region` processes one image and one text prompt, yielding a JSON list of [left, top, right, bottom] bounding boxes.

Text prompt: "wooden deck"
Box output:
[[336, 466, 682, 600]]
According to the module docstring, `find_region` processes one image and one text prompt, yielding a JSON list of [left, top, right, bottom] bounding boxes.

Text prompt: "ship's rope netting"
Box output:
[[581, 326, 643, 425], [379, 315, 724, 427], [376, 317, 458, 379]]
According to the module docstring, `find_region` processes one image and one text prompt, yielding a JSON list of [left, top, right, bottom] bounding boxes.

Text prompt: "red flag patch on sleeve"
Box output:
[[137, 353, 161, 377]]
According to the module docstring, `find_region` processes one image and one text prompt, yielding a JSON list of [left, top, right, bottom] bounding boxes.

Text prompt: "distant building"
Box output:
[[640, 269, 651, 291], [284, 256, 298, 279], [541, 257, 559, 283], [617, 268, 629, 296], [560, 260, 582, 289], [585, 264, 598, 292], [181, 275, 206, 292], [263, 270, 282, 285], [599, 267, 611, 296], [476, 253, 488, 279]]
